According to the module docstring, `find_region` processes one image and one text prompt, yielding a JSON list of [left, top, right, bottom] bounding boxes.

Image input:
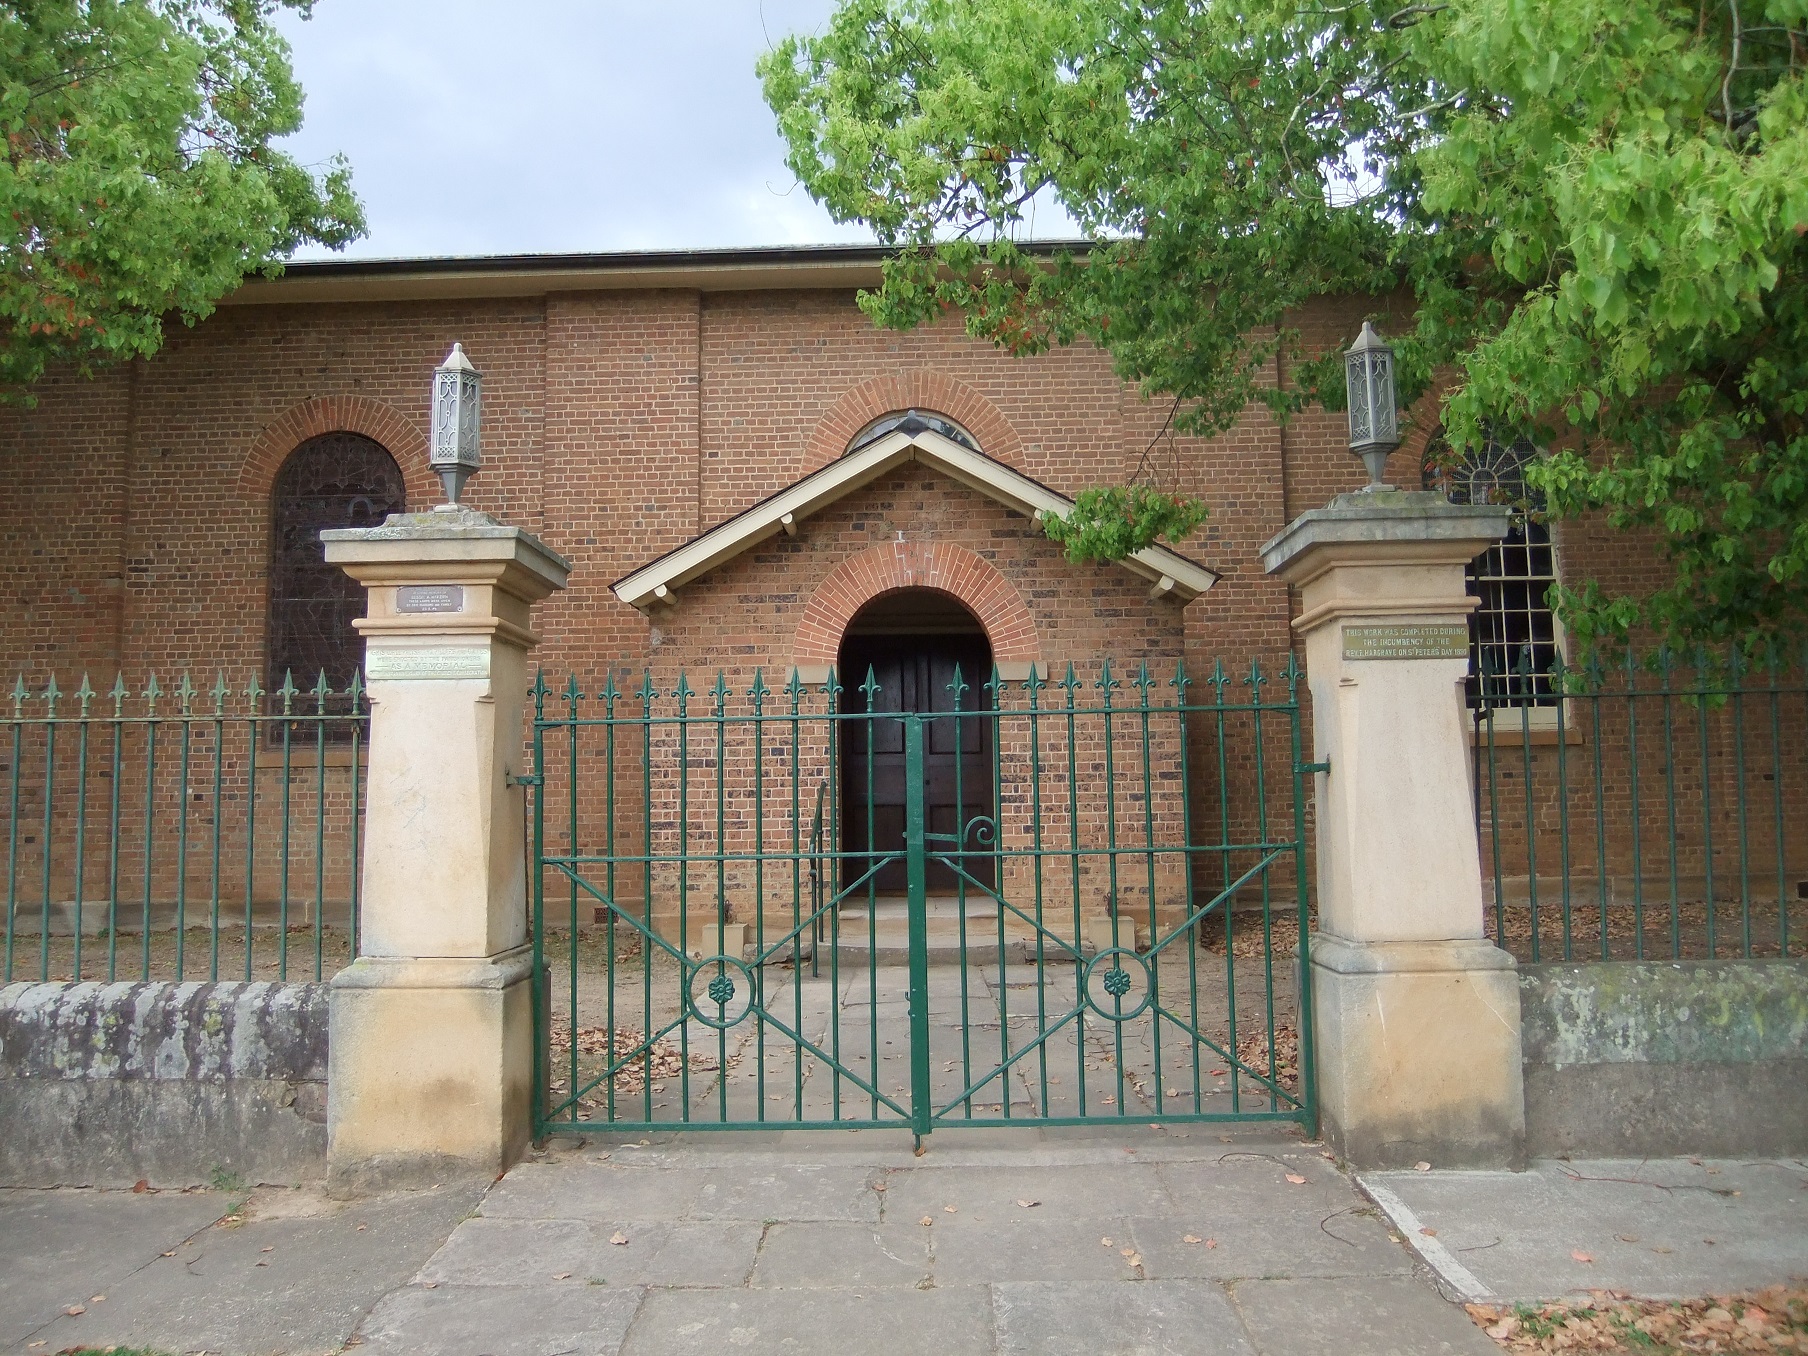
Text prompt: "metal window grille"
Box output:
[[1424, 433, 1560, 709]]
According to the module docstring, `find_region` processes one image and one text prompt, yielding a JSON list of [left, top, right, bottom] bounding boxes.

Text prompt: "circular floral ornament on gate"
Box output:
[[1080, 947, 1154, 1022], [684, 954, 756, 1030]]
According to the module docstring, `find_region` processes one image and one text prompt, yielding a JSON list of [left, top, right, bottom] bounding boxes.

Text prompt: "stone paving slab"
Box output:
[[1231, 1277, 1501, 1355], [752, 1220, 931, 1288], [1362, 1157, 1808, 1302], [0, 1187, 224, 1350], [879, 1161, 1174, 1223], [1145, 1153, 1412, 1279], [481, 1158, 883, 1223], [418, 1216, 765, 1290], [357, 1284, 643, 1356], [992, 1279, 1255, 1355], [692, 1161, 885, 1221], [6, 1181, 483, 1356], [927, 1216, 1148, 1284], [615, 1285, 998, 1356]]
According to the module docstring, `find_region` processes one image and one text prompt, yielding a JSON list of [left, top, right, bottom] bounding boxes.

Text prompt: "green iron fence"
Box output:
[[529, 657, 1315, 1142], [1472, 647, 1808, 962], [1, 672, 368, 984]]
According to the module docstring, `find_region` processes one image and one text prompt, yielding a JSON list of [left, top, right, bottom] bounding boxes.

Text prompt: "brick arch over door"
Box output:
[[801, 371, 1024, 478], [238, 395, 437, 505], [792, 542, 1041, 668]]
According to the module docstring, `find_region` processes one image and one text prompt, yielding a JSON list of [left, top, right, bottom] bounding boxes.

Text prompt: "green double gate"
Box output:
[[529, 660, 1316, 1142]]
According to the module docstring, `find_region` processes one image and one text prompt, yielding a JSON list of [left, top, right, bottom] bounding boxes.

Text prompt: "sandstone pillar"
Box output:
[[1261, 490, 1525, 1168], [321, 509, 569, 1194]]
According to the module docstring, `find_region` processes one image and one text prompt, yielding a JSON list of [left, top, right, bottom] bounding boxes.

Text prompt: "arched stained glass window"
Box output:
[[1424, 432, 1561, 710], [846, 408, 979, 455], [267, 433, 406, 698]]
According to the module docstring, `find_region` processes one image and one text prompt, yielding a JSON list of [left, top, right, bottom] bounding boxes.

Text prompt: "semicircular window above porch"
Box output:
[[846, 408, 979, 455]]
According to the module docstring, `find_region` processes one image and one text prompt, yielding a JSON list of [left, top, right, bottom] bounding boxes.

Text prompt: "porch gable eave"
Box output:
[[610, 428, 1220, 611]]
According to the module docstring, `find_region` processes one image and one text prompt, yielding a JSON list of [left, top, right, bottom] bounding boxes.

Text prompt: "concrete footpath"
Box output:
[[2, 1130, 1804, 1356]]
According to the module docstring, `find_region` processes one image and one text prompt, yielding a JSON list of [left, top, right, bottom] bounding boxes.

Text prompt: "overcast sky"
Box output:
[[273, 1, 885, 261]]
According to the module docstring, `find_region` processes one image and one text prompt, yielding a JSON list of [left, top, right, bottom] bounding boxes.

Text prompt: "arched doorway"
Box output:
[[838, 588, 995, 895]]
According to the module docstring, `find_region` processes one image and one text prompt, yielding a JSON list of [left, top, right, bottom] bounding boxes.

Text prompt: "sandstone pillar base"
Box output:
[[1311, 933, 1525, 1169], [326, 947, 534, 1196]]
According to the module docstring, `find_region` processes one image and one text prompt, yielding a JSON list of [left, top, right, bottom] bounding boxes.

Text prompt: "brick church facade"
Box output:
[[0, 244, 1574, 689], [0, 245, 1795, 939]]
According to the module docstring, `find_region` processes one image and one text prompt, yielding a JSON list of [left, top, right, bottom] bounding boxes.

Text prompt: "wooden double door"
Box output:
[[839, 635, 995, 894]]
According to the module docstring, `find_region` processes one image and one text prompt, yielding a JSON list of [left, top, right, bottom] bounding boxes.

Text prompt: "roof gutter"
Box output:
[[222, 240, 1094, 306]]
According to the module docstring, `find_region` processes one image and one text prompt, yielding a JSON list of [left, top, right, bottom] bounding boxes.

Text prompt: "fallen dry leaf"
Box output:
[[132, 1179, 150, 1193], [1183, 1235, 1202, 1244], [553, 1272, 571, 1280], [1285, 1173, 1307, 1185], [943, 1205, 957, 1213], [544, 1020, 729, 1103], [919, 1216, 934, 1226], [1100, 1237, 1114, 1247], [64, 1306, 84, 1317], [1571, 1249, 1594, 1264], [1015, 1199, 1040, 1208], [1467, 1285, 1808, 1354], [1206, 1239, 1219, 1249], [1413, 1161, 1432, 1172], [609, 1231, 629, 1246], [1420, 1227, 1438, 1237], [1126, 1252, 1143, 1268], [1121, 1247, 1135, 1257]]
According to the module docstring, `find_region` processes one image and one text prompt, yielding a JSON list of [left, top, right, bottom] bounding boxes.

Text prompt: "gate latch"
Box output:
[[508, 772, 543, 788], [1297, 760, 1331, 776]]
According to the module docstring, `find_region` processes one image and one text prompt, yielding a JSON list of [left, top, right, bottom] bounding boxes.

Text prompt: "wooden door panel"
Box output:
[[840, 632, 995, 893]]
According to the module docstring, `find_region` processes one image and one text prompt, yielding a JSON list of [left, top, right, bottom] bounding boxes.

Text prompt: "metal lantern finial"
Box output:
[[430, 342, 482, 505], [1344, 321, 1398, 490]]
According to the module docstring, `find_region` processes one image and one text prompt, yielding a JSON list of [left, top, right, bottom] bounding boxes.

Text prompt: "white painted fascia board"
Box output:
[[610, 427, 1218, 609], [612, 431, 917, 607]]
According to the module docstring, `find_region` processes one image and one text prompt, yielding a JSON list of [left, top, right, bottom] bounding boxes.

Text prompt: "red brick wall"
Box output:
[[0, 277, 1795, 952], [0, 364, 133, 677]]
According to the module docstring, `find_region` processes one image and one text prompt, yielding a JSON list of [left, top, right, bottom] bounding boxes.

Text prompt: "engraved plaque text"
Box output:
[[396, 584, 464, 614], [364, 646, 490, 682], [1342, 623, 1470, 661]]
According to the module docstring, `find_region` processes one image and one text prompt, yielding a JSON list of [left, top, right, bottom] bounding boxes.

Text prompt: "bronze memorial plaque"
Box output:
[[1342, 623, 1470, 661], [395, 584, 464, 614]]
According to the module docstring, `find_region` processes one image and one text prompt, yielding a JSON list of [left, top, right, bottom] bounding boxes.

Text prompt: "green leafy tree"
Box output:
[[761, 0, 1808, 655], [1, 0, 363, 398]]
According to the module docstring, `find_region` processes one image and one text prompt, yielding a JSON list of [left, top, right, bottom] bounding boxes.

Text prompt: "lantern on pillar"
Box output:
[[1344, 321, 1399, 490], [430, 342, 482, 505]]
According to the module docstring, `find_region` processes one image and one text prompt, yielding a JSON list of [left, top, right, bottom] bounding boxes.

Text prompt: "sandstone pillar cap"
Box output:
[[1259, 490, 1510, 585], [322, 508, 570, 601]]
